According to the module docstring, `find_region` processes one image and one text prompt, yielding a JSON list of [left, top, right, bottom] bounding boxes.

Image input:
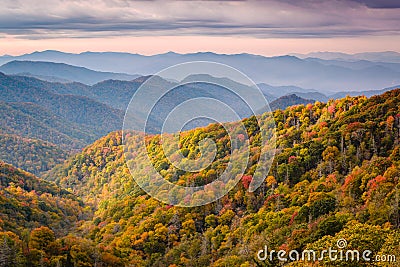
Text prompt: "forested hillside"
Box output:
[[0, 73, 123, 137], [36, 89, 400, 266], [1, 69, 397, 178], [0, 161, 100, 266], [0, 101, 97, 150], [0, 72, 124, 174], [0, 134, 68, 175], [0, 71, 274, 175], [269, 94, 314, 110]]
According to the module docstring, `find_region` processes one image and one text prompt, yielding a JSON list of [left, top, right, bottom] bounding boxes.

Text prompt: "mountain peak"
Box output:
[[29, 50, 67, 55], [269, 93, 315, 110]]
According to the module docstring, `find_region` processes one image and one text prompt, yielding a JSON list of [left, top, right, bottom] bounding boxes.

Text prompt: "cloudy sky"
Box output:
[[1, 0, 399, 55]]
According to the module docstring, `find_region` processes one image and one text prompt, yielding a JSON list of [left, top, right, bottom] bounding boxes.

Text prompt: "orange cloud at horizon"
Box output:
[[1, 35, 400, 56]]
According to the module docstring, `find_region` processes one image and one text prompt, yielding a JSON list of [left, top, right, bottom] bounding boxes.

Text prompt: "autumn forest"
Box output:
[[1, 86, 400, 266]]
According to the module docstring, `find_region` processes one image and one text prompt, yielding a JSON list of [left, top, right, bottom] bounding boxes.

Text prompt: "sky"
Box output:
[[0, 0, 399, 56]]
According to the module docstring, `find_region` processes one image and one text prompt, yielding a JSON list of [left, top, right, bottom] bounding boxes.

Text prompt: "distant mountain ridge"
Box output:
[[256, 83, 327, 102], [1, 50, 400, 91], [0, 60, 139, 85], [292, 51, 400, 63]]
